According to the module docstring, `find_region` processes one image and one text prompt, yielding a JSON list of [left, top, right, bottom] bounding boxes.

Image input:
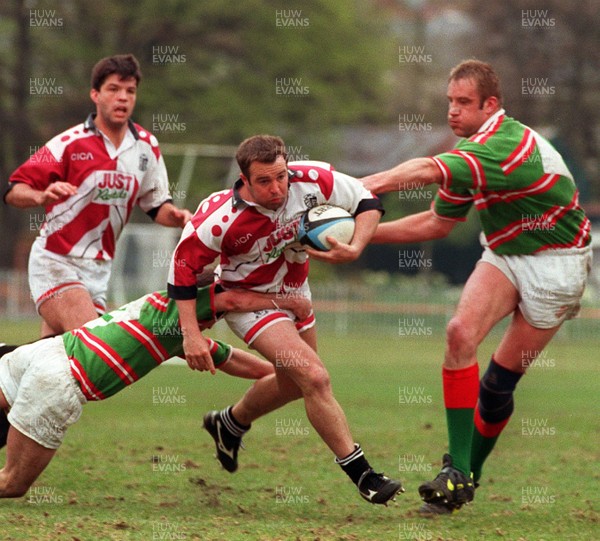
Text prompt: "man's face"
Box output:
[[241, 155, 289, 210], [90, 74, 137, 131], [446, 77, 497, 138]]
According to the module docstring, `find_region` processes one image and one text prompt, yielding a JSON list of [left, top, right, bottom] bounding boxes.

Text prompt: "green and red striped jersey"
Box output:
[[63, 284, 231, 400], [431, 109, 591, 254]]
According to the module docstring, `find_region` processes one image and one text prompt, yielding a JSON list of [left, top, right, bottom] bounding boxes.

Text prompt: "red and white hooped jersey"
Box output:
[[8, 114, 172, 260], [168, 160, 383, 300]]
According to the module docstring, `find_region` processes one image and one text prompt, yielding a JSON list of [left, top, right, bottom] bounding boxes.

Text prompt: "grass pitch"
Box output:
[[1, 323, 598, 540]]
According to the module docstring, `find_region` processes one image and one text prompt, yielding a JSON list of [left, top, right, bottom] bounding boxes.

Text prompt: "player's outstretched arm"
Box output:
[[372, 210, 456, 244], [361, 157, 442, 195], [219, 348, 275, 379], [215, 289, 312, 322]]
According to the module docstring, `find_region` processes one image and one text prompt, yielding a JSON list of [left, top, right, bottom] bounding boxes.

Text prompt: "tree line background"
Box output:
[[0, 0, 598, 283]]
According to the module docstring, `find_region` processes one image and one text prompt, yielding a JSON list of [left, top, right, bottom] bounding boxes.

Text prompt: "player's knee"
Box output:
[[446, 317, 477, 358], [312, 364, 331, 388], [297, 363, 331, 396]]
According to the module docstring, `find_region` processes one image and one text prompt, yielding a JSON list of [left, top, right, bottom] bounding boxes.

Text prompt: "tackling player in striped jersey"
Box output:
[[361, 59, 592, 514], [0, 284, 311, 498]]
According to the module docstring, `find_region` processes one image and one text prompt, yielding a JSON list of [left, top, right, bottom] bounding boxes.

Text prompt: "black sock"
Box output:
[[221, 406, 250, 436], [479, 357, 523, 423], [335, 444, 371, 485]]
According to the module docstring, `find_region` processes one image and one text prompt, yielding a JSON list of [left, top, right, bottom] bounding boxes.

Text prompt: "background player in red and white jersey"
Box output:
[[167, 134, 404, 506], [4, 54, 192, 338]]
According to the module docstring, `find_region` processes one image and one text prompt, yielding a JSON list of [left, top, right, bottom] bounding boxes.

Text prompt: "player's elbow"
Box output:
[[4, 182, 37, 208], [429, 216, 456, 239], [3, 187, 21, 207], [250, 363, 276, 379]]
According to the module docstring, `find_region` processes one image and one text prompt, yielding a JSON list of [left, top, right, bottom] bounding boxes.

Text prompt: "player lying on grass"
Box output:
[[0, 284, 310, 498]]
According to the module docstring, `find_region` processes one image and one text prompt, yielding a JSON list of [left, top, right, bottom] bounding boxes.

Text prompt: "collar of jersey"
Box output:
[[232, 178, 246, 209], [477, 108, 506, 134], [231, 177, 291, 220], [84, 113, 140, 140]]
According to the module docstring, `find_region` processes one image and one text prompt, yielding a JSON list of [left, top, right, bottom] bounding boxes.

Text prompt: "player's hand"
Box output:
[[288, 295, 312, 322], [305, 237, 360, 264], [171, 207, 193, 228], [360, 173, 385, 194], [41, 182, 78, 204], [182, 333, 216, 374]]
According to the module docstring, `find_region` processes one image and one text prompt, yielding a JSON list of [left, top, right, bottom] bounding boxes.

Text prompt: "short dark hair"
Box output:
[[449, 59, 502, 107], [91, 54, 142, 90], [236, 135, 288, 179]]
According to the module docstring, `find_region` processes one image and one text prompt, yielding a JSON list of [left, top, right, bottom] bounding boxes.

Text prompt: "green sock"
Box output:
[[470, 429, 499, 483], [442, 365, 479, 476], [470, 406, 511, 483], [446, 407, 475, 475]]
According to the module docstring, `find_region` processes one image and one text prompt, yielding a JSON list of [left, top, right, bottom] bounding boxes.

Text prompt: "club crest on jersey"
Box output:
[[139, 153, 149, 171], [303, 193, 318, 209]]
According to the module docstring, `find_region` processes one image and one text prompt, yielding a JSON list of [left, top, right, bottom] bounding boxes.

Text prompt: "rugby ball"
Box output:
[[298, 204, 355, 251]]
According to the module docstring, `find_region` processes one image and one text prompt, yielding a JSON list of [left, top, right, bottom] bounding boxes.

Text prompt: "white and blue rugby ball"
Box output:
[[298, 204, 355, 251]]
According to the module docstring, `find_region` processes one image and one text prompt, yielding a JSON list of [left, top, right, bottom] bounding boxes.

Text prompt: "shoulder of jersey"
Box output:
[[288, 160, 335, 182], [192, 189, 235, 224], [46, 122, 96, 158], [133, 123, 162, 159]]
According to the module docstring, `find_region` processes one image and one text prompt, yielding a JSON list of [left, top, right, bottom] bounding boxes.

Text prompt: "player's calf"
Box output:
[[0, 428, 58, 498]]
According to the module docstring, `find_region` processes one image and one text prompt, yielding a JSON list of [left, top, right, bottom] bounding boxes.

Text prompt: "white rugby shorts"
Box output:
[[0, 337, 87, 449], [224, 284, 315, 345], [479, 245, 592, 329], [28, 237, 111, 313]]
